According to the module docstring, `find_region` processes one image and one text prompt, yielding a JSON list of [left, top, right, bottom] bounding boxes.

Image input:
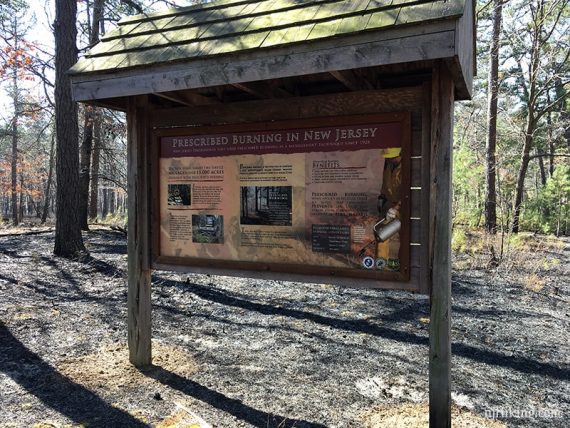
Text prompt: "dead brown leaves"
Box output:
[[362, 403, 507, 428], [57, 340, 197, 392]]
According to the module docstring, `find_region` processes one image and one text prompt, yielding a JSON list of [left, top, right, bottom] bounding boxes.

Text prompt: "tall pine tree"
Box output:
[[53, 0, 87, 257]]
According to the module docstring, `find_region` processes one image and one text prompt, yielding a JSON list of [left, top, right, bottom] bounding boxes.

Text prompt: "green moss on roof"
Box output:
[[71, 0, 466, 75]]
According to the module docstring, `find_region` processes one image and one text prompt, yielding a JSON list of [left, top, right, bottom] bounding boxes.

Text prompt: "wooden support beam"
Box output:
[[428, 62, 454, 428], [214, 86, 225, 102], [330, 69, 374, 91], [153, 91, 193, 107], [85, 97, 127, 111], [154, 90, 219, 106], [232, 81, 291, 99], [151, 87, 425, 129], [181, 90, 221, 105], [127, 95, 152, 367]]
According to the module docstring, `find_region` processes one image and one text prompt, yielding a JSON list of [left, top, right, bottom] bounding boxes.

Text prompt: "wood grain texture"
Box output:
[[329, 69, 374, 91], [153, 261, 422, 292], [411, 157, 422, 187], [232, 81, 292, 99], [428, 62, 454, 428], [419, 81, 432, 294], [410, 243, 422, 268], [151, 87, 423, 128], [454, 0, 475, 98], [153, 90, 220, 107], [127, 95, 152, 367], [410, 187, 422, 218]]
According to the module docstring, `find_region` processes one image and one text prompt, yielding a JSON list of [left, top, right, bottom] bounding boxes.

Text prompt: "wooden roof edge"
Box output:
[[79, 97, 128, 111], [452, 0, 474, 100], [70, 25, 458, 102]]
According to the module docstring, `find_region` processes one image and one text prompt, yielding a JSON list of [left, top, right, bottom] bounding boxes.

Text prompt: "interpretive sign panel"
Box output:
[[156, 113, 411, 282]]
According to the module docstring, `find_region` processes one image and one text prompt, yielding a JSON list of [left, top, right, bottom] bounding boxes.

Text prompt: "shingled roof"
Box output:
[[70, 0, 475, 103], [71, 0, 466, 74]]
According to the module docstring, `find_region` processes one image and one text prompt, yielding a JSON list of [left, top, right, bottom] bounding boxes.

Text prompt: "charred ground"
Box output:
[[0, 228, 568, 427]]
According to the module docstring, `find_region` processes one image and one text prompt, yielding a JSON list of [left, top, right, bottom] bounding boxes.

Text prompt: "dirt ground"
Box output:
[[0, 227, 568, 427]]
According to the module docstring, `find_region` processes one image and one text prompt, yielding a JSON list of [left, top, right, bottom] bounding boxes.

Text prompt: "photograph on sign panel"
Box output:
[[304, 146, 402, 272], [192, 214, 224, 244], [240, 186, 293, 226], [167, 184, 191, 207], [371, 147, 402, 272]]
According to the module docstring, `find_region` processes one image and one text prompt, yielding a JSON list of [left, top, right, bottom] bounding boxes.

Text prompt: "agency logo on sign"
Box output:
[[376, 258, 387, 270], [362, 256, 375, 269]]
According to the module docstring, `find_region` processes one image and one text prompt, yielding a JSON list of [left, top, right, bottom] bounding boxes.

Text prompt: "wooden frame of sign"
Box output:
[[151, 112, 412, 288]]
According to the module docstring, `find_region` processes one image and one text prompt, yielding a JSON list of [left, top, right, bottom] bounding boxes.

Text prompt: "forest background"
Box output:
[[0, 0, 568, 256]]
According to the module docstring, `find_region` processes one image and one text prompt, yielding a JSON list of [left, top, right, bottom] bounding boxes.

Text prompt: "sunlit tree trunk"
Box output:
[[512, 116, 535, 234], [11, 88, 18, 226], [89, 115, 101, 220], [511, 0, 542, 234], [41, 133, 55, 224], [18, 172, 24, 221], [10, 14, 20, 226], [78, 0, 105, 230], [536, 148, 547, 186], [485, 0, 503, 234], [53, 0, 87, 258]]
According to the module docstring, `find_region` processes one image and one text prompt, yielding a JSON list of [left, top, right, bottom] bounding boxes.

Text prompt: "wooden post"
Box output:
[[127, 95, 152, 367], [429, 63, 454, 428]]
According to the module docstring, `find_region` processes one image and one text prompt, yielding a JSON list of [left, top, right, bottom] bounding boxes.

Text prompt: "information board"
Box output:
[[156, 113, 410, 281]]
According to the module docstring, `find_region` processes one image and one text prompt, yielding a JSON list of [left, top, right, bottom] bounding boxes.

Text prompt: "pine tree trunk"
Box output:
[[78, 0, 105, 230], [53, 0, 87, 258], [484, 0, 502, 234], [102, 188, 109, 219], [79, 109, 94, 230], [546, 92, 555, 178], [41, 133, 55, 224], [511, 0, 544, 234], [89, 115, 101, 220], [18, 173, 24, 221], [537, 148, 547, 186], [11, 114, 18, 226], [110, 189, 116, 215], [511, 119, 535, 234], [11, 58, 19, 226]]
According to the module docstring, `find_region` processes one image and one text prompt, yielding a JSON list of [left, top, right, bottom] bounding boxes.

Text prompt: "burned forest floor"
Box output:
[[0, 227, 568, 428]]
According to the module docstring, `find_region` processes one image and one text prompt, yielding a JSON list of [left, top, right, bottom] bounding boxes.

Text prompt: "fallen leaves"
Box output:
[[361, 403, 507, 428]]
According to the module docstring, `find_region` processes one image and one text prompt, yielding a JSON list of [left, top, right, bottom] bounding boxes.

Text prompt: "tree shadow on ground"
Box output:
[[87, 256, 125, 278], [156, 277, 421, 343], [141, 365, 327, 428], [152, 302, 419, 364], [0, 321, 147, 427], [156, 278, 570, 381], [87, 232, 128, 255]]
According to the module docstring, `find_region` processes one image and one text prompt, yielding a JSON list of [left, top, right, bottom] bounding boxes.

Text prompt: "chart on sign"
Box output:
[[158, 116, 407, 276]]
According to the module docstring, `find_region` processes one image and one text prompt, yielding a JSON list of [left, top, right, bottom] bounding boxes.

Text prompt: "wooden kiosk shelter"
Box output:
[[70, 0, 475, 426]]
